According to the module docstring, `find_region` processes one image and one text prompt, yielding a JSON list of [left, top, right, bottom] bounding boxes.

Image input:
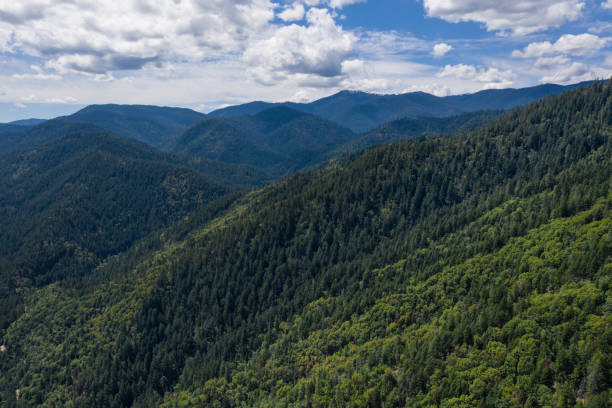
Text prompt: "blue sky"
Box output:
[[1, 0, 611, 122]]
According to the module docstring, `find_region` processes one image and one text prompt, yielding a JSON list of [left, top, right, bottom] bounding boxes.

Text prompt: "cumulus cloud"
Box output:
[[278, 3, 306, 21], [328, 0, 366, 8], [603, 1, 612, 9], [432, 43, 452, 57], [540, 62, 593, 83], [45, 96, 78, 104], [12, 64, 61, 80], [243, 8, 355, 86], [437, 63, 514, 88], [512, 34, 610, 58], [534, 56, 571, 70], [422, 0, 585, 35], [0, 0, 276, 75], [356, 31, 429, 59], [302, 0, 366, 9]]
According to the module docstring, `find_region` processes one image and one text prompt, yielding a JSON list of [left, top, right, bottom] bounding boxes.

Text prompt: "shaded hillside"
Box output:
[[0, 81, 609, 407], [337, 110, 503, 154], [0, 124, 26, 136], [184, 157, 273, 191], [169, 106, 355, 176], [0, 120, 110, 154], [209, 81, 593, 132], [0, 131, 228, 331], [8, 119, 46, 126], [63, 104, 207, 148], [169, 116, 286, 167]]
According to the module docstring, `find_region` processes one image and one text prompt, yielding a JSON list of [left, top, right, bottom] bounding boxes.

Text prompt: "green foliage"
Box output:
[[0, 131, 228, 330], [0, 120, 109, 154], [0, 80, 611, 407], [168, 106, 357, 177]]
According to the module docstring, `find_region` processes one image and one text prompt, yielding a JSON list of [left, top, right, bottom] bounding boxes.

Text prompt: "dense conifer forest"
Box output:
[[0, 81, 610, 407]]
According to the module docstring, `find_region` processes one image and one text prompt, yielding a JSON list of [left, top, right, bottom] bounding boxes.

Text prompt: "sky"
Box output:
[[1, 0, 611, 122]]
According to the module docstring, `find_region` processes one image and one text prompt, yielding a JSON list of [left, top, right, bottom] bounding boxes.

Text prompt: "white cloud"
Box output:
[[512, 34, 610, 58], [603, 1, 612, 9], [328, 0, 366, 8], [13, 102, 26, 109], [278, 3, 305, 21], [243, 8, 355, 86], [540, 62, 593, 83], [0, 0, 276, 75], [437, 63, 514, 88], [341, 59, 365, 75], [534, 56, 571, 69], [422, 0, 585, 35], [356, 31, 429, 58], [432, 43, 452, 57], [302, 0, 366, 9], [12, 64, 61, 80], [45, 96, 77, 104]]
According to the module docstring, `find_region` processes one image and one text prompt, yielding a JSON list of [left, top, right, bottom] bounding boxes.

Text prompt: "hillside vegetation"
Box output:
[[168, 106, 356, 177], [0, 81, 610, 407], [0, 131, 228, 331], [170, 107, 501, 178], [62, 104, 207, 148]]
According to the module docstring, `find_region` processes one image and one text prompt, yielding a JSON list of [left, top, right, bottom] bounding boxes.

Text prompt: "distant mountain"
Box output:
[[0, 120, 109, 154], [7, 118, 46, 126], [0, 119, 271, 190], [0, 129, 228, 331], [442, 82, 592, 111], [171, 106, 504, 178], [169, 106, 356, 176], [343, 110, 503, 152], [0, 123, 26, 135], [62, 104, 207, 147], [209, 81, 593, 132]]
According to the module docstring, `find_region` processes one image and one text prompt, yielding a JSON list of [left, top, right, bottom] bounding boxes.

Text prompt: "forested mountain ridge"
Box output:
[[168, 106, 356, 176], [61, 104, 207, 148], [0, 130, 228, 331], [8, 119, 46, 127], [0, 80, 610, 407], [209, 81, 594, 132], [336, 110, 503, 154], [168, 107, 500, 179], [0, 120, 110, 154]]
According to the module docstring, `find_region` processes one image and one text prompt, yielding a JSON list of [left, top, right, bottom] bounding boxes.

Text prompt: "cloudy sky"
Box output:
[[1, 0, 611, 121]]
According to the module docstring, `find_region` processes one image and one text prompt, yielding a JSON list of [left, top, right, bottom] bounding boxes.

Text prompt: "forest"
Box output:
[[0, 80, 610, 407]]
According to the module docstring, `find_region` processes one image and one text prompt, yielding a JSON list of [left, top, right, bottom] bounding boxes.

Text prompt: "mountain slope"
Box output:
[[338, 110, 503, 153], [63, 104, 207, 148], [209, 81, 593, 132], [169, 106, 356, 176], [0, 120, 110, 154], [0, 130, 228, 331], [0, 81, 609, 407], [8, 119, 46, 126]]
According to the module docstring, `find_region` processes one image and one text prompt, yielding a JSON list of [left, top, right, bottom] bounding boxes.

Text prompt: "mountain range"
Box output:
[[208, 81, 593, 132], [0, 80, 610, 407], [2, 82, 592, 182]]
